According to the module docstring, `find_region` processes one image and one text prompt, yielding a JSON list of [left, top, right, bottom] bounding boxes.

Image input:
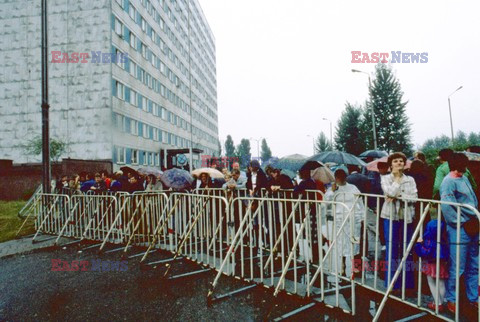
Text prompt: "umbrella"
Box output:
[[191, 167, 224, 179], [299, 160, 323, 171], [359, 150, 388, 160], [366, 156, 412, 172], [137, 166, 163, 177], [463, 151, 480, 162], [280, 169, 296, 179], [160, 168, 193, 190], [274, 154, 308, 172], [311, 166, 335, 184], [307, 151, 366, 167], [120, 166, 138, 176]]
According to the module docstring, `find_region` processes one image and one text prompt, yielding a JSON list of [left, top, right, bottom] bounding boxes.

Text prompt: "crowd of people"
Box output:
[[52, 148, 480, 316], [55, 170, 163, 195]]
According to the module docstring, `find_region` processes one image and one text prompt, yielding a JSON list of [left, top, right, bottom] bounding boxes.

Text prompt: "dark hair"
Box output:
[[387, 152, 407, 167], [449, 153, 469, 173], [439, 149, 454, 162], [414, 151, 426, 163], [378, 162, 389, 170], [265, 165, 274, 174], [409, 159, 424, 174], [334, 169, 347, 180], [94, 172, 101, 178]]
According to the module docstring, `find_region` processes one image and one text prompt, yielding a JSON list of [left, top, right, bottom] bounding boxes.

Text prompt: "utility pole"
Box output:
[[41, 0, 51, 192]]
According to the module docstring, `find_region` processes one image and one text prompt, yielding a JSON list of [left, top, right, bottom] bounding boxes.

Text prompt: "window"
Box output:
[[160, 61, 166, 75], [114, 18, 123, 37], [117, 147, 126, 163], [130, 120, 138, 135], [141, 18, 146, 32], [152, 103, 159, 116], [129, 4, 137, 21], [141, 42, 147, 59], [149, 153, 154, 165], [161, 107, 167, 120], [115, 48, 125, 69], [151, 29, 156, 43], [116, 81, 125, 100], [139, 68, 145, 83], [155, 153, 160, 166], [131, 149, 138, 164], [162, 131, 168, 144], [130, 90, 137, 106], [129, 60, 137, 77], [153, 128, 159, 141], [142, 151, 147, 165], [142, 124, 149, 138], [142, 97, 148, 111]]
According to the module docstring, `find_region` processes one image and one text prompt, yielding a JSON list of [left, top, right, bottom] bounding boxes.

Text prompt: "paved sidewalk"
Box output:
[[0, 235, 69, 259]]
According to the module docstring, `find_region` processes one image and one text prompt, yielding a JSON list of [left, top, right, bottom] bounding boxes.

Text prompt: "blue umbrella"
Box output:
[[307, 151, 366, 167], [160, 168, 194, 190]]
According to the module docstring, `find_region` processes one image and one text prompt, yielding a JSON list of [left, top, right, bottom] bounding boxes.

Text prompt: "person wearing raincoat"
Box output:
[[324, 168, 365, 278]]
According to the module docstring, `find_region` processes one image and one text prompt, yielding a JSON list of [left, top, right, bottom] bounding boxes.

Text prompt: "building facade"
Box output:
[[0, 0, 219, 170]]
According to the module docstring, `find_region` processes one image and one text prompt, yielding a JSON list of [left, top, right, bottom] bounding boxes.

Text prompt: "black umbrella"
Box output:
[[120, 166, 138, 176], [307, 151, 366, 167], [359, 150, 388, 159], [299, 160, 323, 171]]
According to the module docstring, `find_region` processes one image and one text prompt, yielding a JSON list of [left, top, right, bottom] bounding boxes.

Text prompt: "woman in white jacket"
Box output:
[[381, 152, 418, 291], [325, 169, 365, 278]]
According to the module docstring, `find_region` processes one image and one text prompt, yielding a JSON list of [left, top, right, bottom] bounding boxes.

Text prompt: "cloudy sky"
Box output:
[[198, 0, 480, 158]]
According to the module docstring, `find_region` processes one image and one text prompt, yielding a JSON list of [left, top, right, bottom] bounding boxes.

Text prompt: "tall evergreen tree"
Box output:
[[334, 103, 366, 155], [363, 63, 413, 154], [236, 139, 252, 168], [225, 135, 235, 158], [315, 132, 331, 153], [260, 138, 272, 162]]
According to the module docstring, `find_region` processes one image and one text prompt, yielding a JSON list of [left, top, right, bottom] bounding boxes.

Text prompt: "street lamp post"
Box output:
[[448, 86, 463, 143], [307, 135, 315, 154], [41, 0, 51, 193], [249, 137, 262, 161], [352, 69, 377, 150], [322, 118, 333, 150]]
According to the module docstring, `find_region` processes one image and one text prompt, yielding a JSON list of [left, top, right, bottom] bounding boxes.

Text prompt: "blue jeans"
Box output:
[[383, 219, 414, 289], [445, 225, 479, 303]]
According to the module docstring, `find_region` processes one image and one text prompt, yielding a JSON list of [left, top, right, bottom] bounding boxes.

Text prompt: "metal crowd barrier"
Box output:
[[24, 186, 480, 321]]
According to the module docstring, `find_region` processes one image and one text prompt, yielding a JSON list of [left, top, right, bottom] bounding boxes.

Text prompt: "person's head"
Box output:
[[299, 169, 311, 180], [148, 174, 156, 184], [200, 173, 210, 184], [378, 162, 389, 175], [271, 168, 281, 179], [94, 173, 102, 183], [265, 165, 274, 177], [231, 169, 241, 181], [232, 162, 240, 170], [249, 160, 260, 173], [449, 153, 469, 174], [387, 152, 407, 173], [129, 176, 137, 184], [409, 159, 424, 175], [101, 170, 108, 179], [60, 175, 68, 184], [127, 172, 133, 179], [438, 148, 454, 163], [222, 168, 229, 175], [334, 169, 347, 185], [413, 151, 426, 163]]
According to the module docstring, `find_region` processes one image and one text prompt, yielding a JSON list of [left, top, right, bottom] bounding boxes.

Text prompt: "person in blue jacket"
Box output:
[[415, 219, 449, 312]]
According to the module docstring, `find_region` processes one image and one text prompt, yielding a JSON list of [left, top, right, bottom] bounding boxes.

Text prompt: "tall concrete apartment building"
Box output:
[[0, 0, 218, 170]]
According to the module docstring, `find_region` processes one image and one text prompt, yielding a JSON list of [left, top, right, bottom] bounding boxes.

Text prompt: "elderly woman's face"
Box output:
[[391, 158, 405, 171], [200, 173, 209, 183]]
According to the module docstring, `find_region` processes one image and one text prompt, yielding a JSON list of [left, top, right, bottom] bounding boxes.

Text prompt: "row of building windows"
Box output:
[[113, 13, 217, 122], [113, 79, 218, 146], [114, 146, 161, 166], [113, 0, 217, 110]]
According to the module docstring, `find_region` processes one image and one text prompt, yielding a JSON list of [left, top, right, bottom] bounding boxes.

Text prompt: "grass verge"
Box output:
[[0, 200, 34, 243]]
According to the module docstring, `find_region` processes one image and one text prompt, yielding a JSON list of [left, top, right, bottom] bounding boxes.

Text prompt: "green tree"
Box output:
[[235, 139, 251, 168], [421, 131, 480, 165], [260, 138, 272, 162], [363, 63, 413, 154], [334, 103, 365, 155], [315, 132, 331, 153], [225, 135, 235, 158], [23, 135, 68, 162]]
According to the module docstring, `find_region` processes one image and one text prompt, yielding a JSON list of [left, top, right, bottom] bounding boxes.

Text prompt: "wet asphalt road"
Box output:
[[0, 244, 328, 321]]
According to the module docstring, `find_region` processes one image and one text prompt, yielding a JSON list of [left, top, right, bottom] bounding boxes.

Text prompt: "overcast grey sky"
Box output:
[[199, 0, 480, 158]]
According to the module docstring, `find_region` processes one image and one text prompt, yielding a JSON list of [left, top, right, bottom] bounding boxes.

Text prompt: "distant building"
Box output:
[[0, 0, 219, 170]]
